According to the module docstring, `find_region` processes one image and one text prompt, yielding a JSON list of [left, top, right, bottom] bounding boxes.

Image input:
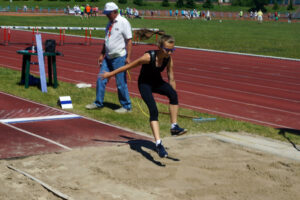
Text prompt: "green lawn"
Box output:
[[0, 0, 298, 12]]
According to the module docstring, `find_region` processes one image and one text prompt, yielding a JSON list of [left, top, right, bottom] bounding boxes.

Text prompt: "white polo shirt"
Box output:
[[105, 14, 132, 59]]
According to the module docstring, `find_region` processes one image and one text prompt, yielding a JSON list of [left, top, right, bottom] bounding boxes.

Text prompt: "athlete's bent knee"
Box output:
[[149, 108, 158, 121], [169, 90, 178, 105]]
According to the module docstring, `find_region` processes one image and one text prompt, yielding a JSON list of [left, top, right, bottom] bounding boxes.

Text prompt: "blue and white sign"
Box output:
[[59, 96, 73, 109]]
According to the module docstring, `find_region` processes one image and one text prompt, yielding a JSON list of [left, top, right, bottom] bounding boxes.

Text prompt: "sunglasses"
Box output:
[[162, 47, 176, 53]]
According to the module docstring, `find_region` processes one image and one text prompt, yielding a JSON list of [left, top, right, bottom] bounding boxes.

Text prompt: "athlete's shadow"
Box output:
[[278, 128, 300, 151], [93, 135, 179, 167]]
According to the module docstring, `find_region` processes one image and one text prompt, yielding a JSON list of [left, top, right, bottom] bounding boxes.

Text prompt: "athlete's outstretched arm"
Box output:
[[100, 53, 150, 79]]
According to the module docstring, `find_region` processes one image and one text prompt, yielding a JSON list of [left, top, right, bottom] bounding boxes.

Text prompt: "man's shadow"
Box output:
[[93, 135, 179, 167], [103, 102, 120, 110]]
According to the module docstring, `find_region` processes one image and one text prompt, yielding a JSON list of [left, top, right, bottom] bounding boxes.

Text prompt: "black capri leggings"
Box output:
[[138, 81, 178, 121]]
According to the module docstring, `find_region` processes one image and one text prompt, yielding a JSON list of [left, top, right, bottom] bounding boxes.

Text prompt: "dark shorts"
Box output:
[[138, 81, 178, 121]]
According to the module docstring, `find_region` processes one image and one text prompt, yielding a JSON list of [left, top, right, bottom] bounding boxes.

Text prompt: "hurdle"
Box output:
[[0, 26, 159, 46], [3, 27, 7, 45], [56, 27, 101, 46], [0, 26, 103, 46], [1, 27, 10, 45]]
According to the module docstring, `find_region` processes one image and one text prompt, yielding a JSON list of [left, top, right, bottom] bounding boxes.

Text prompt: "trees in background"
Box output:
[[232, 0, 269, 12], [287, 0, 294, 10], [203, 0, 214, 9], [176, 0, 184, 8], [186, 0, 196, 8], [162, 0, 170, 7], [133, 0, 143, 6], [175, 0, 196, 8], [272, 1, 279, 10], [118, 0, 127, 4]]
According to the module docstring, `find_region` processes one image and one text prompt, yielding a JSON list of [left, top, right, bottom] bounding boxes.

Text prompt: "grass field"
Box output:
[[1, 14, 299, 145], [1, 0, 298, 12]]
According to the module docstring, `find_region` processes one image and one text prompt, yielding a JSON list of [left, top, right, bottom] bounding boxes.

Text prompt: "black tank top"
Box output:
[[138, 50, 170, 85]]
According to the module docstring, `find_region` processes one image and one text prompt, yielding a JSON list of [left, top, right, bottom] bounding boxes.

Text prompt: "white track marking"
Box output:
[[176, 89, 300, 115], [176, 70, 300, 94], [2, 122, 72, 150], [179, 102, 294, 129], [0, 114, 81, 123], [177, 79, 300, 103], [175, 45, 300, 62]]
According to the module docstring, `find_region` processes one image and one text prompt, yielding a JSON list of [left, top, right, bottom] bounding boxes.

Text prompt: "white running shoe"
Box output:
[[114, 107, 132, 113]]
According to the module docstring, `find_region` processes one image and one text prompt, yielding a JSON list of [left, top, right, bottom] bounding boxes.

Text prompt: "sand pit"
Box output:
[[1, 133, 299, 200]]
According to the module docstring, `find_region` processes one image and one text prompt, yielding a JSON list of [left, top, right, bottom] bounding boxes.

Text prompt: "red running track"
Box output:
[[0, 92, 149, 159], [1, 29, 300, 130]]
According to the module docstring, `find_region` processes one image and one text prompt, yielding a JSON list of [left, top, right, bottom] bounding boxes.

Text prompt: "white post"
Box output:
[[35, 34, 48, 93]]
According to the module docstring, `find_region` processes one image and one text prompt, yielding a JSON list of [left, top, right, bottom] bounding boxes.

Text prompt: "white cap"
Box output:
[[103, 2, 118, 14]]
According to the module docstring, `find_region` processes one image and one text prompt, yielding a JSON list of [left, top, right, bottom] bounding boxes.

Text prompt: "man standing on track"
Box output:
[[86, 2, 132, 113]]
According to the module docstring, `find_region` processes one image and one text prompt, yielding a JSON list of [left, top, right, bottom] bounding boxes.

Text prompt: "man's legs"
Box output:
[[112, 56, 131, 110], [94, 59, 109, 107]]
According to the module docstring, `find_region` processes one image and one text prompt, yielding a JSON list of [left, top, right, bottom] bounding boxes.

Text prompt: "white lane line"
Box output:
[[0, 114, 81, 124], [152, 95, 296, 128], [178, 90, 300, 116], [2, 122, 72, 150], [175, 45, 300, 62], [176, 70, 300, 94], [179, 102, 295, 129], [177, 79, 300, 103]]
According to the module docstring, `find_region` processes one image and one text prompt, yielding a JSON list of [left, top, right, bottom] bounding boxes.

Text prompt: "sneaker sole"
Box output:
[[115, 111, 132, 113], [158, 152, 168, 158], [171, 129, 188, 137], [85, 106, 103, 110]]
